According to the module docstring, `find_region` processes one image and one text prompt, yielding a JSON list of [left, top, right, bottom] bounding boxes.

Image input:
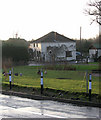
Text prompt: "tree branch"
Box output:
[[84, 0, 101, 25]]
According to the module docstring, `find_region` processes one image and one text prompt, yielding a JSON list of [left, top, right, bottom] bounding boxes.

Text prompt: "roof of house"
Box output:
[[31, 31, 75, 43], [89, 43, 101, 49]]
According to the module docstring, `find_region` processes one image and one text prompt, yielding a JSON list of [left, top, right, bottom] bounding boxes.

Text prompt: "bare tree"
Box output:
[[85, 0, 101, 25]]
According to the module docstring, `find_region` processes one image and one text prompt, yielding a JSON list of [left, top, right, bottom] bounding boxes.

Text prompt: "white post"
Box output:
[[41, 69, 43, 94], [89, 74, 92, 101], [12, 68, 14, 84], [9, 70, 12, 90]]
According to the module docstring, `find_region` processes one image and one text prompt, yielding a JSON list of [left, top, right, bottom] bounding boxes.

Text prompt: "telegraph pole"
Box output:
[[80, 26, 82, 57], [80, 26, 82, 44]]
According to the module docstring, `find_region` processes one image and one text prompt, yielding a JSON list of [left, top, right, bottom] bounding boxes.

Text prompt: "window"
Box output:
[[66, 51, 72, 57], [36, 43, 38, 47], [49, 50, 52, 54], [33, 43, 35, 47]]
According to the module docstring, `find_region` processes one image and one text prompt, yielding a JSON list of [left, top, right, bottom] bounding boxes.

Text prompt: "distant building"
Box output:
[[89, 43, 101, 59], [29, 31, 76, 62]]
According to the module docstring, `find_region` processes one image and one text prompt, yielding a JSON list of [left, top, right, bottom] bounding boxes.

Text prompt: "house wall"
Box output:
[[98, 49, 101, 57], [41, 42, 76, 61], [30, 42, 76, 61], [89, 49, 101, 58], [89, 49, 96, 58], [29, 43, 41, 52]]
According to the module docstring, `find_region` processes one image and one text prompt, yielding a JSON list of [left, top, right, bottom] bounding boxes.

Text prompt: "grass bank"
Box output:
[[2, 83, 101, 105], [2, 65, 100, 93], [2, 64, 100, 104]]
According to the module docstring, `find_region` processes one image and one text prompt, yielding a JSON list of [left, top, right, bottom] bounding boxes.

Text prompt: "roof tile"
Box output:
[[32, 31, 75, 43]]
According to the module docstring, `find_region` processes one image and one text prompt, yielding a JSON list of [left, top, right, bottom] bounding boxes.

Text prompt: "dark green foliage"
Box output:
[[2, 38, 29, 64], [76, 35, 101, 55], [98, 56, 101, 62], [76, 39, 92, 55], [2, 44, 29, 63], [6, 38, 29, 47], [28, 48, 34, 60]]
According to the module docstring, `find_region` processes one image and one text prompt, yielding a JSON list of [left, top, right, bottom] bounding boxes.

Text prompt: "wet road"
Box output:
[[0, 94, 100, 119]]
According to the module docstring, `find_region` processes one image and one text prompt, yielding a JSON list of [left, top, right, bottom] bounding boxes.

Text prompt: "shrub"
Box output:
[[44, 64, 76, 70]]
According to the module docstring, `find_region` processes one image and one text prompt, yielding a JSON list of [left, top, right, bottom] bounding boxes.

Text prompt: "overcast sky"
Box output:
[[0, 0, 99, 41]]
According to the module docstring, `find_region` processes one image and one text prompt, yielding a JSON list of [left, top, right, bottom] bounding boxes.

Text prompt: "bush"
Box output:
[[44, 64, 76, 70], [2, 44, 29, 65], [2, 58, 13, 69], [97, 56, 101, 62]]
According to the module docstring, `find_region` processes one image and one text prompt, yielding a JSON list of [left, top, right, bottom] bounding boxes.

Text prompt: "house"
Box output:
[[29, 31, 76, 62], [89, 43, 101, 60]]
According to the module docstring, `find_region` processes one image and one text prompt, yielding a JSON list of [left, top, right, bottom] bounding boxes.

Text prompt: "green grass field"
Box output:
[[2, 64, 100, 94]]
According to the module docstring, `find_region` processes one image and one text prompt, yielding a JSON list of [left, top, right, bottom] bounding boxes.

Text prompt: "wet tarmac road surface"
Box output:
[[0, 94, 100, 119]]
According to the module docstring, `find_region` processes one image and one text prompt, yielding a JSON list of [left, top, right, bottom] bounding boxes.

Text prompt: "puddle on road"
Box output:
[[0, 94, 100, 118]]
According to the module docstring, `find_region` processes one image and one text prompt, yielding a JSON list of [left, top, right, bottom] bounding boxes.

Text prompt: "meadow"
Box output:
[[2, 63, 100, 95]]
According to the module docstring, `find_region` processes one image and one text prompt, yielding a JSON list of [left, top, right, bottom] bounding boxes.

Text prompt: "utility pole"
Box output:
[[15, 33, 18, 39], [80, 26, 82, 44], [80, 26, 82, 58]]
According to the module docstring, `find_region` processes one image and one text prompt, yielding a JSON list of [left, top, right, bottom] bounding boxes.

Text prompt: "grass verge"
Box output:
[[2, 64, 100, 104], [2, 83, 101, 104]]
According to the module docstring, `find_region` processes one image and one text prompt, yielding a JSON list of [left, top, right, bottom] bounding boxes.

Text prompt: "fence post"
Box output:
[[41, 68, 43, 94], [9, 70, 12, 90], [89, 74, 92, 101], [86, 70, 88, 93], [12, 67, 14, 84]]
